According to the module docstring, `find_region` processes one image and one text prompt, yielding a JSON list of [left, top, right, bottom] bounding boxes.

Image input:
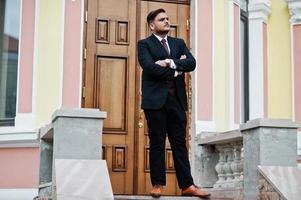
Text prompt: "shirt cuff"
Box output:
[[174, 70, 178, 77], [170, 59, 177, 69]]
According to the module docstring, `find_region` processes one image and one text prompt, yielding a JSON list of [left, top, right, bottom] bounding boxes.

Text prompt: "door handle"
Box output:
[[138, 110, 144, 128]]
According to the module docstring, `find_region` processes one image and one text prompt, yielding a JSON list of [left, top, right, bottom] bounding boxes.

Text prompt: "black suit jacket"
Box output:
[[138, 34, 196, 111]]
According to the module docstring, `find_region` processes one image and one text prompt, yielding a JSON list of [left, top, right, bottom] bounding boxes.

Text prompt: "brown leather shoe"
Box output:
[[150, 185, 163, 198], [182, 185, 211, 198]]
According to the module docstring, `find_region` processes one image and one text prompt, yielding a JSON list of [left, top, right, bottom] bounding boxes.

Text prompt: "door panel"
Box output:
[[84, 0, 136, 194], [83, 0, 190, 195]]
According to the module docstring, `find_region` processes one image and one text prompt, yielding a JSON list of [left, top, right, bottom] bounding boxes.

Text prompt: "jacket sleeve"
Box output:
[[173, 39, 196, 72], [138, 40, 175, 81]]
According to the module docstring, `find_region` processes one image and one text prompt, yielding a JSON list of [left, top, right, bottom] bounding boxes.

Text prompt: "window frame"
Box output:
[[240, 6, 249, 123], [0, 0, 21, 127]]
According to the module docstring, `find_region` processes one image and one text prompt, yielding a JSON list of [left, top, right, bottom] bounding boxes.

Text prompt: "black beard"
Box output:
[[156, 30, 169, 35]]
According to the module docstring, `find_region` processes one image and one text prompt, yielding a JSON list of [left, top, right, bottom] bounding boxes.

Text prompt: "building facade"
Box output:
[[0, 0, 300, 199]]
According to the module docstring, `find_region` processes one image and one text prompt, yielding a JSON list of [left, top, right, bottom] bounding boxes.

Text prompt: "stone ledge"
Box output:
[[51, 108, 107, 122], [39, 124, 53, 141], [198, 130, 242, 145], [240, 118, 301, 132], [205, 188, 243, 200], [0, 131, 39, 148], [114, 195, 232, 200]]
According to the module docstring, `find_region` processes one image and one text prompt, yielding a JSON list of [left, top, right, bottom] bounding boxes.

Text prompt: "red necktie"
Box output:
[[161, 38, 170, 55]]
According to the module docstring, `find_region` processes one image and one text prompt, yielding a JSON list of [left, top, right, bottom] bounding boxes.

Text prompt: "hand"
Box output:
[[176, 55, 185, 76], [180, 55, 186, 60], [155, 60, 168, 67]]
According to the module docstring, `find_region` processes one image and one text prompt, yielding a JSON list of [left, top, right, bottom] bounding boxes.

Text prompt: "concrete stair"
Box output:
[[114, 195, 233, 200]]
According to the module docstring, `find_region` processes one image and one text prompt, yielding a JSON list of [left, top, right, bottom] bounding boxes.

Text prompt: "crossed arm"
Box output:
[[155, 39, 196, 73], [138, 39, 196, 81]]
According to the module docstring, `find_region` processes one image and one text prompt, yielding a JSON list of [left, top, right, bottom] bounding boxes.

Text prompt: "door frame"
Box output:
[[81, 0, 193, 195]]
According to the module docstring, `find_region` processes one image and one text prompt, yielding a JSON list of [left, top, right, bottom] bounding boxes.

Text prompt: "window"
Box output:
[[240, 1, 249, 123], [0, 0, 21, 126]]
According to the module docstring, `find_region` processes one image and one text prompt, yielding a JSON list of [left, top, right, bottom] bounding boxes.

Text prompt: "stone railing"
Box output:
[[195, 130, 243, 190], [195, 118, 301, 200], [213, 141, 243, 188]]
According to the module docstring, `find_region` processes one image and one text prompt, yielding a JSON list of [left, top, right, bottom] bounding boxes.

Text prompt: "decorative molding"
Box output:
[[116, 20, 129, 45], [287, 0, 301, 24], [0, 130, 39, 148], [248, 0, 271, 22], [0, 113, 38, 148], [112, 145, 127, 172], [96, 18, 110, 44]]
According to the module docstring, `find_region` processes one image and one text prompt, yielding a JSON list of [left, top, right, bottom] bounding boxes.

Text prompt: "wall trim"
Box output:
[[229, 0, 235, 129], [212, 0, 216, 127], [0, 130, 38, 148], [79, 0, 85, 107], [15, 0, 24, 116], [290, 23, 295, 121], [59, 0, 66, 108], [32, 0, 40, 116], [0, 189, 38, 200]]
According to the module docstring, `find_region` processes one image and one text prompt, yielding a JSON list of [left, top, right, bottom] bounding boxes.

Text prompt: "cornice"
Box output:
[[286, 0, 301, 24], [249, 0, 272, 22]]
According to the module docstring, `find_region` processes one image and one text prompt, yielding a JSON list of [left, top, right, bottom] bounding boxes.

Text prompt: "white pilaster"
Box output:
[[248, 0, 271, 119], [287, 0, 301, 157], [228, 0, 236, 129]]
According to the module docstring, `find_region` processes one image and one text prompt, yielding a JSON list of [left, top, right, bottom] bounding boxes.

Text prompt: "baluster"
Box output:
[[214, 145, 227, 188], [231, 141, 243, 188]]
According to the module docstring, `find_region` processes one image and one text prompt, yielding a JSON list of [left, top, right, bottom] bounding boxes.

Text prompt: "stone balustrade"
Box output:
[[195, 118, 301, 200], [213, 141, 243, 188], [196, 129, 243, 190]]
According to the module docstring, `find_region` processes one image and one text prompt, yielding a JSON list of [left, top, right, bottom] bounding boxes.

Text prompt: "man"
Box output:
[[137, 9, 210, 198]]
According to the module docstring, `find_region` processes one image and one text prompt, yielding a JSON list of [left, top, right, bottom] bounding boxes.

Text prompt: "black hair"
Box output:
[[146, 8, 166, 24]]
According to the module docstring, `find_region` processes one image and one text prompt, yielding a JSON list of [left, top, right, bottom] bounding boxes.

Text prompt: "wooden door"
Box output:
[[136, 1, 191, 196], [83, 0, 137, 194], [83, 0, 190, 195]]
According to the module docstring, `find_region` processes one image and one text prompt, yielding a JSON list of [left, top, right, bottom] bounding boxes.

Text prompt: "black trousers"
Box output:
[[144, 94, 194, 189]]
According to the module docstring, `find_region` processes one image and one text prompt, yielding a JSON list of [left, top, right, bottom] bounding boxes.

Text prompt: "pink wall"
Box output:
[[0, 148, 39, 188], [197, 0, 213, 121], [18, 0, 35, 113], [62, 0, 82, 107], [263, 23, 268, 118], [234, 4, 240, 124], [294, 25, 301, 122]]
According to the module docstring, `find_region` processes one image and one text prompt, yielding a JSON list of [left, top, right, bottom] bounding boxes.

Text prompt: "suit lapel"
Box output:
[[150, 34, 169, 58]]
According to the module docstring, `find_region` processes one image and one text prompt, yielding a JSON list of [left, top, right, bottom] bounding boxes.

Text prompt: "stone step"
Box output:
[[114, 195, 233, 200]]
